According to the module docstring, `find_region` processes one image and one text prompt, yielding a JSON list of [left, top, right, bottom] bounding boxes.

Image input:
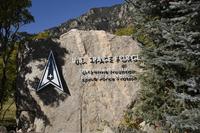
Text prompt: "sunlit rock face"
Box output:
[[16, 29, 141, 133]]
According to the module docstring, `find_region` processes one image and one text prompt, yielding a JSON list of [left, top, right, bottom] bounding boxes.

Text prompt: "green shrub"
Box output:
[[32, 31, 50, 40], [115, 26, 136, 36]]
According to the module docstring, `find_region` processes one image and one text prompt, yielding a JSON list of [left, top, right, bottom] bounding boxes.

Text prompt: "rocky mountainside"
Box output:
[[45, 3, 134, 37]]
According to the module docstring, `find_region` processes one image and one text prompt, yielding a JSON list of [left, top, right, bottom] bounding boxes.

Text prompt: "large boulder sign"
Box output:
[[16, 29, 142, 133]]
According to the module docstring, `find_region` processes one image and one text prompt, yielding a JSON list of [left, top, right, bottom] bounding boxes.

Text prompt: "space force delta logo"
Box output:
[[37, 51, 64, 92]]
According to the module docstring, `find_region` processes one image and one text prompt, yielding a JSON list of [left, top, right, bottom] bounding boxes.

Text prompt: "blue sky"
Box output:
[[20, 0, 124, 33]]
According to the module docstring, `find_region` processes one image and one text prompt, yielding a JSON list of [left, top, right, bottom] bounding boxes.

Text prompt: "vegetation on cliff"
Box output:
[[114, 26, 136, 36]]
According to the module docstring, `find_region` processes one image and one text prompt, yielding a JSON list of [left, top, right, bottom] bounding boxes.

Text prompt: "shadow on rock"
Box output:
[[16, 39, 70, 131], [30, 39, 70, 105]]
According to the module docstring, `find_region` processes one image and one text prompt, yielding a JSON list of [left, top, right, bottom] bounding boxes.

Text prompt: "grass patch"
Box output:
[[0, 98, 16, 130]]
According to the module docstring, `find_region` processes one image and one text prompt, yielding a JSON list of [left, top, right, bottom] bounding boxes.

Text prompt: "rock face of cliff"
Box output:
[[16, 29, 141, 133], [46, 3, 134, 37]]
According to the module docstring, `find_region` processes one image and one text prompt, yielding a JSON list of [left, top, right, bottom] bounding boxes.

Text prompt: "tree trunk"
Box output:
[[0, 39, 8, 112], [0, 58, 7, 111]]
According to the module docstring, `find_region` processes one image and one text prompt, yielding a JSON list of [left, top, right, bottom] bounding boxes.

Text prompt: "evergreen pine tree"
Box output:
[[126, 0, 200, 132]]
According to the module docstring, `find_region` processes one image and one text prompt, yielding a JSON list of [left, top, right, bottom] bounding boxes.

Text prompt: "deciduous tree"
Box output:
[[0, 0, 34, 111]]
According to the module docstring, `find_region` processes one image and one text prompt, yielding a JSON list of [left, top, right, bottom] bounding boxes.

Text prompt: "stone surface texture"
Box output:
[[16, 29, 141, 133]]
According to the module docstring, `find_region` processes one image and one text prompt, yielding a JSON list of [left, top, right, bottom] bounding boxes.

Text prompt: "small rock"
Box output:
[[0, 126, 7, 133], [103, 126, 114, 133], [34, 118, 45, 133]]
